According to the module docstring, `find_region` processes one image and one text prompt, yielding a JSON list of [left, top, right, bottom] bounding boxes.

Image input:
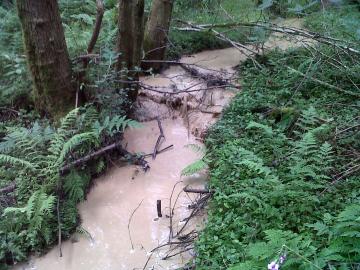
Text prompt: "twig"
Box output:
[[162, 247, 193, 260], [143, 144, 174, 158], [152, 117, 165, 160], [128, 199, 144, 250], [142, 252, 153, 270], [286, 66, 360, 98], [336, 123, 360, 136], [174, 194, 210, 237], [169, 181, 183, 241], [320, 164, 360, 195], [150, 240, 194, 253], [57, 196, 62, 257], [0, 107, 20, 115]]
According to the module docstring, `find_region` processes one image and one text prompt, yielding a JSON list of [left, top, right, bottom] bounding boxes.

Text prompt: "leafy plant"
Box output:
[[195, 41, 360, 269], [0, 106, 137, 264]]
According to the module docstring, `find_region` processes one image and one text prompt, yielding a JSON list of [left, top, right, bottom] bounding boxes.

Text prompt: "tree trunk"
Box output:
[[116, 0, 145, 103], [16, 0, 75, 119], [143, 0, 174, 72]]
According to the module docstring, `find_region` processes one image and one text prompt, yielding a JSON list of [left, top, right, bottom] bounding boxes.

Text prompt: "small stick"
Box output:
[[142, 252, 153, 270], [169, 181, 183, 241], [175, 194, 210, 237], [143, 144, 174, 158], [162, 247, 194, 260], [157, 200, 162, 218], [128, 199, 144, 249]]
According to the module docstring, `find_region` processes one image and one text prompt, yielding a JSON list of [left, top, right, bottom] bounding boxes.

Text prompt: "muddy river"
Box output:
[[14, 19, 303, 270]]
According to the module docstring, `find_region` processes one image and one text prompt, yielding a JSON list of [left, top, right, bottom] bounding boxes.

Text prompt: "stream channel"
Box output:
[[15, 18, 303, 270]]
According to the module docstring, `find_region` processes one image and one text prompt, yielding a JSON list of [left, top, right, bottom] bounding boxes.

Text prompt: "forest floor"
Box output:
[[12, 16, 308, 270], [1, 1, 359, 270]]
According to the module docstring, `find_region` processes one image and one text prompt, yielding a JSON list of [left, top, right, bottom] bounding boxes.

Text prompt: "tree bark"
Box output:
[[143, 0, 174, 72], [16, 0, 75, 119], [116, 0, 145, 103]]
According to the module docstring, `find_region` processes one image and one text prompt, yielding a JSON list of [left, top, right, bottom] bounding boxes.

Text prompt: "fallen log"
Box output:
[[183, 186, 211, 194], [179, 63, 231, 87], [60, 141, 150, 175]]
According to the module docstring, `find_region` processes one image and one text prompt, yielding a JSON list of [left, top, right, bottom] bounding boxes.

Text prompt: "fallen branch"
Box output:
[[175, 20, 360, 55], [175, 20, 262, 68], [286, 66, 360, 98], [141, 83, 235, 95], [60, 141, 150, 175], [179, 63, 231, 87]]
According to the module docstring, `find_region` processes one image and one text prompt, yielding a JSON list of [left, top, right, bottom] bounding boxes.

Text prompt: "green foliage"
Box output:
[[168, 0, 265, 59], [304, 5, 360, 43], [181, 144, 208, 176], [259, 0, 321, 16], [0, 107, 137, 264], [195, 43, 360, 269], [4, 191, 56, 249]]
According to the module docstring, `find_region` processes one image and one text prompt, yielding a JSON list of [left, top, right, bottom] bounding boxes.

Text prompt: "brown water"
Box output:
[[15, 119, 207, 270], [14, 19, 304, 270]]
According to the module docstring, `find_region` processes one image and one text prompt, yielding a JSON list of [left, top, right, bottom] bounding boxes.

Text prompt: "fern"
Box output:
[[181, 159, 208, 176], [63, 171, 90, 203], [4, 191, 55, 245], [56, 132, 97, 166], [0, 154, 36, 171], [181, 143, 208, 176], [184, 143, 206, 154], [246, 121, 273, 136], [75, 226, 94, 243]]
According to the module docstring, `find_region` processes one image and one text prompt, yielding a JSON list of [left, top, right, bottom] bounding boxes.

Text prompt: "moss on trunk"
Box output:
[[16, 0, 75, 119]]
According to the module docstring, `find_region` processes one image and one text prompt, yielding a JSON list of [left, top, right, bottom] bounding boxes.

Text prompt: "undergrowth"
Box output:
[[195, 42, 360, 269], [0, 107, 138, 265]]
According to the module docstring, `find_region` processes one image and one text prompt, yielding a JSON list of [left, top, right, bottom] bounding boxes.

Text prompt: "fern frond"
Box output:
[[185, 143, 206, 154], [76, 226, 94, 242], [246, 121, 273, 136], [0, 154, 36, 170], [56, 132, 96, 166], [181, 159, 208, 176]]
